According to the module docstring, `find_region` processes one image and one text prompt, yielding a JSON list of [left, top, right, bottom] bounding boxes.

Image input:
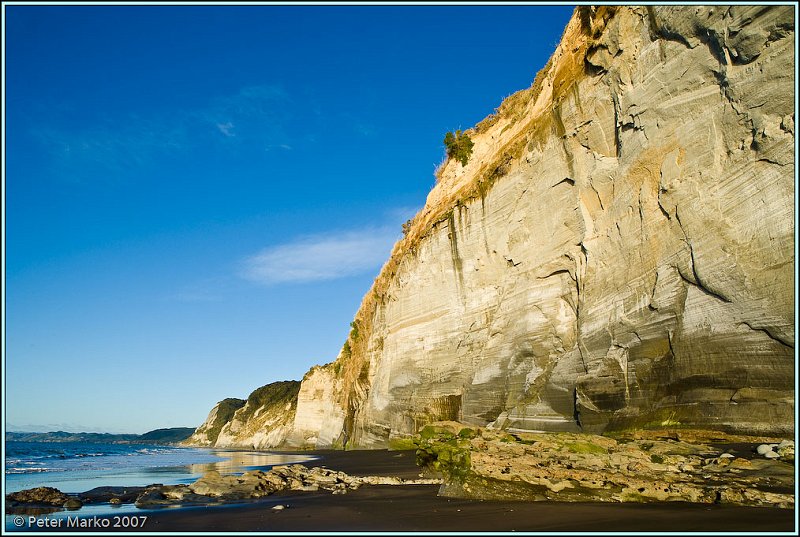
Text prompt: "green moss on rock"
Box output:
[[458, 427, 478, 439], [565, 441, 608, 455], [388, 437, 417, 451], [415, 425, 472, 480]]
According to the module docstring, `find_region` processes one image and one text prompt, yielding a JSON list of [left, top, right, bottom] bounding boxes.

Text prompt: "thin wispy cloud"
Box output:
[[33, 116, 187, 181], [337, 111, 378, 138], [265, 143, 292, 151], [216, 121, 236, 137], [353, 121, 377, 138], [199, 85, 291, 140], [30, 84, 292, 181], [240, 227, 400, 285]]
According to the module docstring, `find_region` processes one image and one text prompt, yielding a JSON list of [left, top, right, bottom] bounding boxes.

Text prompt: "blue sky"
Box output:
[[4, 3, 575, 434]]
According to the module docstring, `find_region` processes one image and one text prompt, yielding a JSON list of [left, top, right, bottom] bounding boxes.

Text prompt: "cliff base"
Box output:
[[415, 422, 794, 508]]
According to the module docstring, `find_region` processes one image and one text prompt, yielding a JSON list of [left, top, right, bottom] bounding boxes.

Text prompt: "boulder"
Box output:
[[134, 485, 216, 508], [63, 498, 83, 510], [756, 444, 774, 455], [79, 486, 147, 505], [6, 487, 69, 506]]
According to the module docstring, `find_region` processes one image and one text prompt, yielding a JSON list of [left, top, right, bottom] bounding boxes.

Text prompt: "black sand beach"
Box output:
[[14, 449, 795, 532]]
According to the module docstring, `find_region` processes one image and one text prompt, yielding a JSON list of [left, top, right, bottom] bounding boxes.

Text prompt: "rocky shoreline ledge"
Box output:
[[414, 423, 795, 509], [7, 427, 794, 516]]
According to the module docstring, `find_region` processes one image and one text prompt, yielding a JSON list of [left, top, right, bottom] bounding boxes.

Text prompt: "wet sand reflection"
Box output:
[[188, 450, 319, 475]]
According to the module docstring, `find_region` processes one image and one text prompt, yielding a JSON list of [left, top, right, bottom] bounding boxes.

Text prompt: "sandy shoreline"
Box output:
[[134, 489, 798, 533], [7, 449, 796, 532]]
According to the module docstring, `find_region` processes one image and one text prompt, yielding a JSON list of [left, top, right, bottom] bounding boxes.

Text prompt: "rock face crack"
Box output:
[[674, 209, 733, 304], [738, 321, 794, 349], [656, 189, 672, 220], [552, 177, 576, 188], [538, 268, 577, 282], [609, 83, 623, 158]]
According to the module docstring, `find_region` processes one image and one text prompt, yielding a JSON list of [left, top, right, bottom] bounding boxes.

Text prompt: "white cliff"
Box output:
[[290, 5, 795, 447], [190, 6, 795, 449]]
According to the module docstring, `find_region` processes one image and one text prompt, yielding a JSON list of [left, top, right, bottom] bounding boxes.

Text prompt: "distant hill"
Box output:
[[137, 427, 197, 443], [6, 427, 196, 445]]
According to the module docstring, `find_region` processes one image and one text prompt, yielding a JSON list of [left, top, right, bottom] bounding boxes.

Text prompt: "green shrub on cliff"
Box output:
[[444, 130, 474, 167], [246, 381, 300, 408]]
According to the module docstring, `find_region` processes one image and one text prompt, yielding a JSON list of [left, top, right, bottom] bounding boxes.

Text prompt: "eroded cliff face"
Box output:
[[289, 5, 795, 448], [186, 382, 300, 449], [185, 398, 246, 446]]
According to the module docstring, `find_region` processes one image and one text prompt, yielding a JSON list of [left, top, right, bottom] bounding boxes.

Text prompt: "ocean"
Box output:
[[6, 440, 316, 493], [5, 440, 317, 528], [7, 441, 220, 493]]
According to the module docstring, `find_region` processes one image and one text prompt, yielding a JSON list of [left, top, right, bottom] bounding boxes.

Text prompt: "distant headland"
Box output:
[[6, 427, 196, 445]]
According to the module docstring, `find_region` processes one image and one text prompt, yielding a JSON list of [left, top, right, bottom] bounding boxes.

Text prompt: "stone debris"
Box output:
[[136, 464, 439, 506], [6, 465, 443, 513]]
